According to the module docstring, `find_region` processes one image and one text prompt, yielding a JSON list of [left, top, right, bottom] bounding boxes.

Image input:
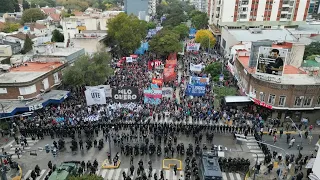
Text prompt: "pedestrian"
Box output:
[[308, 135, 313, 144], [289, 137, 295, 148], [273, 135, 277, 145], [279, 129, 283, 138]]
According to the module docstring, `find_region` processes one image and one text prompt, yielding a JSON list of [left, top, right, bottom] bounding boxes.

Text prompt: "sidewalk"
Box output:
[[261, 126, 320, 135]]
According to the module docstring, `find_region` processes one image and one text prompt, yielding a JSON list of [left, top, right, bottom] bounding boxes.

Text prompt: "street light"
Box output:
[[237, 138, 290, 180], [286, 116, 303, 154]]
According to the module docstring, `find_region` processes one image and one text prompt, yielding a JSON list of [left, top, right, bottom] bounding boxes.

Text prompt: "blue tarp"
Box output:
[[189, 28, 197, 39]]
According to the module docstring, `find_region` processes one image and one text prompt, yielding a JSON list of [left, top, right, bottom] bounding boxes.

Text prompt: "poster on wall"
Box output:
[[85, 88, 107, 106], [255, 47, 288, 76], [185, 84, 206, 97], [112, 87, 139, 103], [144, 89, 162, 105], [162, 87, 173, 98]]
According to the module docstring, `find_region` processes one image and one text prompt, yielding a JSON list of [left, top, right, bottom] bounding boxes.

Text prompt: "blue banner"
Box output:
[[135, 42, 149, 55], [189, 76, 210, 85], [189, 28, 197, 39], [144, 97, 161, 105], [185, 84, 206, 96]]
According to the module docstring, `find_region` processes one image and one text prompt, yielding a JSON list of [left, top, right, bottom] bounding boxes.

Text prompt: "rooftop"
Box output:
[[49, 13, 61, 21], [24, 23, 47, 31], [7, 32, 36, 40], [0, 61, 63, 84], [41, 8, 56, 15], [227, 28, 297, 42], [34, 46, 84, 57]]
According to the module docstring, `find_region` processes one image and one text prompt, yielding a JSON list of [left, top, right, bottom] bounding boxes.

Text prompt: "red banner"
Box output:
[[167, 53, 177, 60], [148, 60, 163, 70], [163, 68, 176, 82], [252, 98, 272, 109], [152, 78, 163, 86]]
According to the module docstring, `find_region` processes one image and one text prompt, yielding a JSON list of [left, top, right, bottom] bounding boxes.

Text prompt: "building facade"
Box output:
[[124, 0, 156, 21], [208, 0, 310, 29]]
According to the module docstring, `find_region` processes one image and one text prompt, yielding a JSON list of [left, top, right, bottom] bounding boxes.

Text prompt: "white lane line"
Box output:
[[222, 172, 228, 180], [23, 170, 32, 180]]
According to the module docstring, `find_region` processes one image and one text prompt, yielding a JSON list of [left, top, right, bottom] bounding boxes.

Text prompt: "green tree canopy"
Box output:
[[146, 22, 157, 30], [23, 0, 30, 10], [51, 29, 65, 42], [106, 13, 147, 57], [304, 42, 320, 60], [21, 8, 46, 24], [172, 24, 189, 41], [67, 174, 103, 180], [204, 62, 229, 82], [0, 0, 19, 13], [22, 34, 33, 54], [2, 23, 20, 33], [190, 10, 209, 29], [149, 29, 182, 57], [29, 0, 56, 7], [62, 52, 114, 86], [195, 29, 216, 50], [306, 54, 320, 60]]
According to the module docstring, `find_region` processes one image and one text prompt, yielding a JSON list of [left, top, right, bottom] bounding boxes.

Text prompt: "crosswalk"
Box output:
[[245, 136, 265, 163], [22, 168, 243, 180], [8, 137, 39, 159]]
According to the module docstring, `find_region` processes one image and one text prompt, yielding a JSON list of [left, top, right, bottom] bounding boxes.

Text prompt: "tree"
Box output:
[[306, 54, 320, 60], [190, 10, 208, 29], [149, 29, 182, 57], [106, 13, 147, 56], [21, 8, 46, 24], [146, 22, 156, 30], [14, 0, 20, 12], [162, 13, 187, 27], [2, 23, 20, 33], [22, 34, 33, 54], [56, 0, 89, 11], [213, 86, 237, 107], [204, 62, 229, 82], [173, 24, 189, 41], [23, 0, 30, 10], [304, 42, 320, 60], [51, 29, 65, 42], [62, 52, 113, 87], [0, 0, 16, 13], [67, 8, 72, 14], [29, 0, 56, 7], [195, 29, 216, 50], [67, 174, 103, 180]]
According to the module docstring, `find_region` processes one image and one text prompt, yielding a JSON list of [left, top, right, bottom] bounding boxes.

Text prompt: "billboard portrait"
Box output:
[[256, 47, 288, 76], [249, 41, 273, 68]]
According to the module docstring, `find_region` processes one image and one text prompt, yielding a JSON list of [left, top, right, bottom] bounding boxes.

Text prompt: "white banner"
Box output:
[[86, 85, 112, 97], [85, 88, 107, 106], [190, 63, 204, 72], [186, 43, 201, 51], [126, 57, 133, 63], [162, 87, 173, 98]]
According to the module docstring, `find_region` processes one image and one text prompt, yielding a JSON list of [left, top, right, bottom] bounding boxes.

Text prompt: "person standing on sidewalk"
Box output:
[[279, 129, 283, 138], [273, 135, 277, 145]]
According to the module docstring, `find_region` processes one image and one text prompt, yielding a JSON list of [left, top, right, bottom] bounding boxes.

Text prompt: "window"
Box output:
[[222, 39, 226, 49], [268, 94, 276, 105], [0, 88, 7, 94], [42, 78, 49, 90], [304, 97, 313, 107], [240, 14, 247, 19], [294, 96, 303, 106], [317, 96, 320, 105], [279, 96, 286, 106], [259, 92, 265, 102], [53, 73, 60, 84], [19, 85, 36, 95]]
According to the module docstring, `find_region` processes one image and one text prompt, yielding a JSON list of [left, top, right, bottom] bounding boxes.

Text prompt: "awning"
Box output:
[[0, 90, 70, 117], [224, 96, 252, 103]]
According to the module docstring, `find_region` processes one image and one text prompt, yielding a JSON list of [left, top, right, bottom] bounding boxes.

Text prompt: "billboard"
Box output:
[[255, 47, 288, 76], [249, 41, 273, 68]]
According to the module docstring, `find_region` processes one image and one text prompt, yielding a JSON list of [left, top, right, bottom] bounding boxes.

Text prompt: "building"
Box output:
[[0, 45, 13, 57], [208, 0, 310, 29], [0, 40, 21, 55], [190, 0, 208, 12], [33, 46, 85, 64], [2, 12, 22, 23], [5, 32, 37, 48], [124, 0, 154, 21], [220, 28, 297, 55], [227, 41, 320, 122], [18, 23, 50, 37], [309, 0, 320, 14], [0, 60, 66, 100]]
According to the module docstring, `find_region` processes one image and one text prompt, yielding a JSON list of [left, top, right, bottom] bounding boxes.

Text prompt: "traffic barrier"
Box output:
[[162, 159, 183, 171], [101, 159, 121, 169], [12, 164, 22, 180]]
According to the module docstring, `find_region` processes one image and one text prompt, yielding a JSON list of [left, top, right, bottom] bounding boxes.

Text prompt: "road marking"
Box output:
[[165, 170, 170, 179], [101, 169, 107, 178], [250, 150, 263, 153], [252, 154, 265, 157], [247, 142, 258, 146], [114, 168, 121, 180], [107, 169, 114, 180], [229, 172, 235, 180], [36, 169, 47, 180], [23, 170, 32, 180], [247, 146, 260, 149], [121, 168, 129, 179], [235, 173, 242, 180], [246, 136, 255, 139], [222, 172, 228, 180]]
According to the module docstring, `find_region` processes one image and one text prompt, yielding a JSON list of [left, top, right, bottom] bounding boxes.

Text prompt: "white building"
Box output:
[[190, 0, 208, 12], [5, 32, 37, 48], [207, 0, 310, 29]]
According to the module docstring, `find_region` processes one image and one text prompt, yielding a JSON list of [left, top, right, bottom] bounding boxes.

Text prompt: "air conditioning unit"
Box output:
[[18, 96, 24, 100]]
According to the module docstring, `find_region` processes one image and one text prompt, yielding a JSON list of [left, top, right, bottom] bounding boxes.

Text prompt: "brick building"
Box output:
[[228, 42, 320, 123]]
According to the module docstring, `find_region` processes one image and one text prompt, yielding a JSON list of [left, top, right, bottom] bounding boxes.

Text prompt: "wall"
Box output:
[[0, 45, 13, 56], [286, 44, 305, 68], [256, 0, 267, 21], [296, 0, 309, 21], [220, 0, 236, 23], [220, 27, 240, 54], [0, 71, 62, 100]]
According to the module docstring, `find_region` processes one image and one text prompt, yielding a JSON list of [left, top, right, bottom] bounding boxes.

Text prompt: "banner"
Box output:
[[185, 84, 206, 96], [126, 57, 133, 63], [190, 63, 204, 72], [144, 89, 162, 105], [152, 78, 163, 86], [189, 76, 210, 85], [186, 43, 201, 51], [165, 59, 177, 68], [112, 87, 139, 103], [162, 87, 173, 98], [148, 60, 163, 70], [86, 85, 112, 97], [85, 88, 107, 106], [163, 68, 177, 82]]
